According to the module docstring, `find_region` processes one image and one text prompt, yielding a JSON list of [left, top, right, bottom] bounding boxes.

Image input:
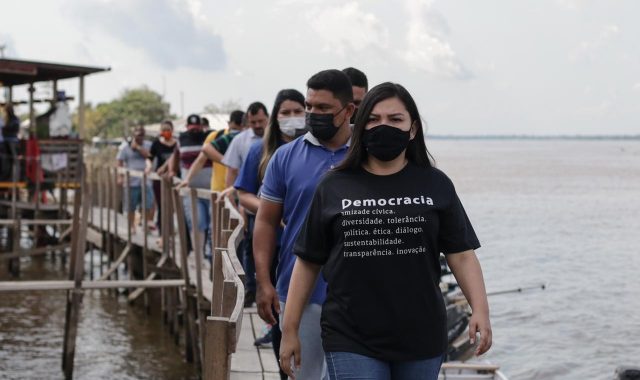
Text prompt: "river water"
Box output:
[[1, 139, 639, 379], [430, 139, 640, 380], [0, 255, 197, 379]]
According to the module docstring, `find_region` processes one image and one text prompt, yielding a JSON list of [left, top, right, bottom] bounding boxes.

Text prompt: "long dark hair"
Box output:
[[258, 89, 305, 182], [336, 82, 433, 171]]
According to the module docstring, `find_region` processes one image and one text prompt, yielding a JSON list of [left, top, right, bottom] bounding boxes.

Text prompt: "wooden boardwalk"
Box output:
[[83, 201, 279, 378], [2, 164, 507, 380], [232, 309, 281, 380]]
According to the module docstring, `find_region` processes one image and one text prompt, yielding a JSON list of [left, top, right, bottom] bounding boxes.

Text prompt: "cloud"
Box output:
[[70, 0, 226, 71], [0, 34, 18, 58], [555, 0, 587, 10], [633, 83, 640, 92], [304, 2, 389, 57], [570, 24, 621, 61], [402, 0, 471, 80]]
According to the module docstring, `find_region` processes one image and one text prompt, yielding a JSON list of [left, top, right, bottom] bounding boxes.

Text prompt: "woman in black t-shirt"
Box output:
[[148, 120, 178, 231], [279, 83, 492, 380]]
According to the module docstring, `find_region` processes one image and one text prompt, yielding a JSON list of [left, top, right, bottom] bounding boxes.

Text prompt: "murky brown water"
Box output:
[[0, 253, 197, 380]]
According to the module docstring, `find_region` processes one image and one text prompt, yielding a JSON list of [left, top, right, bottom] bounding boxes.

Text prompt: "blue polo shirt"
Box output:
[[234, 140, 264, 196], [260, 132, 350, 305], [234, 139, 287, 196]]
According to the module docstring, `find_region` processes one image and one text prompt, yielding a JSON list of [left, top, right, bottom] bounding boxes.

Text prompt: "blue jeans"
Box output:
[[326, 352, 443, 380]]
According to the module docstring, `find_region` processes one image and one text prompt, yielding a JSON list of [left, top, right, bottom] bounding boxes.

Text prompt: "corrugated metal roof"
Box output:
[[0, 58, 110, 86]]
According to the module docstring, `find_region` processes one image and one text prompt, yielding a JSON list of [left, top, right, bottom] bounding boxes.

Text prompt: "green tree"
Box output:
[[203, 99, 243, 114], [78, 86, 171, 139]]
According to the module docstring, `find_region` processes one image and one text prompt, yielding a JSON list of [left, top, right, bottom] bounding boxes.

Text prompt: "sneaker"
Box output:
[[244, 290, 256, 308], [254, 326, 273, 348]]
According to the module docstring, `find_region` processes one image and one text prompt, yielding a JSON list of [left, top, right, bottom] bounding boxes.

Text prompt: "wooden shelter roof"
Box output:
[[0, 58, 110, 86]]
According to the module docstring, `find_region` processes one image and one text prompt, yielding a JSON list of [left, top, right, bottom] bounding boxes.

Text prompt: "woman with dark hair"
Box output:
[[279, 82, 491, 379], [234, 88, 306, 380]]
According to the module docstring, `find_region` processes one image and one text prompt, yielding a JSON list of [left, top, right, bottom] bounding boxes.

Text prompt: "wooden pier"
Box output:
[[0, 164, 279, 380]]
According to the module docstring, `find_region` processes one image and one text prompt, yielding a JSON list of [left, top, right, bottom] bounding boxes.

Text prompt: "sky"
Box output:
[[1, 0, 639, 136]]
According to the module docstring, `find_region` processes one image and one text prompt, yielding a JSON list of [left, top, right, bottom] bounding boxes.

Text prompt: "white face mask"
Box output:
[[278, 116, 306, 137]]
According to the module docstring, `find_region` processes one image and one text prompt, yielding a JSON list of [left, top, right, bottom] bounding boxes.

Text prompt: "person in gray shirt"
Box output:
[[116, 125, 154, 234], [221, 102, 268, 188]]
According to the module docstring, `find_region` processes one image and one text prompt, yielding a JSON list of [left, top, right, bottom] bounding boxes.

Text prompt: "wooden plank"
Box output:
[[85, 207, 165, 253], [0, 219, 72, 226], [230, 373, 262, 380], [85, 227, 102, 248], [230, 349, 262, 373], [0, 200, 63, 212], [236, 314, 255, 350], [441, 362, 500, 372], [0, 181, 27, 188], [127, 254, 169, 302], [251, 313, 269, 343], [0, 279, 184, 291], [0, 243, 70, 260], [258, 348, 280, 374], [97, 245, 130, 281]]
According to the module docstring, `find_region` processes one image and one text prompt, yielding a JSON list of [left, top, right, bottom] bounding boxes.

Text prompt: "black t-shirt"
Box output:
[[149, 138, 177, 169], [294, 162, 480, 361]]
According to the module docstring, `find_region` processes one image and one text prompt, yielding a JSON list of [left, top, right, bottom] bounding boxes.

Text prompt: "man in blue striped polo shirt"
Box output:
[[254, 69, 355, 379]]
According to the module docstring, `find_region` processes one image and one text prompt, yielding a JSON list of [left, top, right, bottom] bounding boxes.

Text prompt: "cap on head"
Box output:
[[187, 114, 202, 127]]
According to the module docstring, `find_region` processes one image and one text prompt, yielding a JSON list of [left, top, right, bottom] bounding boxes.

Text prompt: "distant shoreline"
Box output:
[[428, 135, 640, 141]]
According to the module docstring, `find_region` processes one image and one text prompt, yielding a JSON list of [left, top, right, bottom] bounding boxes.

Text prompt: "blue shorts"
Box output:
[[125, 185, 154, 213]]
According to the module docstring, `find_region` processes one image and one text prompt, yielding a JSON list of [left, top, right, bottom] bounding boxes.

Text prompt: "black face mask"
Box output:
[[305, 107, 346, 141], [362, 124, 411, 161]]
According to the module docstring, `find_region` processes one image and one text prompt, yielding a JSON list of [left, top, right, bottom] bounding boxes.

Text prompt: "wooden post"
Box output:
[[111, 167, 118, 277], [203, 317, 231, 380], [34, 156, 41, 249], [62, 172, 90, 379], [98, 167, 104, 277], [9, 156, 20, 276], [104, 167, 112, 279], [160, 177, 169, 323], [28, 83, 35, 135], [142, 172, 149, 312], [190, 189, 206, 309], [125, 170, 132, 281], [211, 247, 224, 317], [172, 188, 199, 364], [190, 189, 207, 371], [78, 75, 85, 140]]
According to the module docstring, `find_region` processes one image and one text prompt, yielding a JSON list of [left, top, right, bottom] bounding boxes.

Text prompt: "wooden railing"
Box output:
[[84, 164, 247, 380], [1, 161, 247, 380]]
